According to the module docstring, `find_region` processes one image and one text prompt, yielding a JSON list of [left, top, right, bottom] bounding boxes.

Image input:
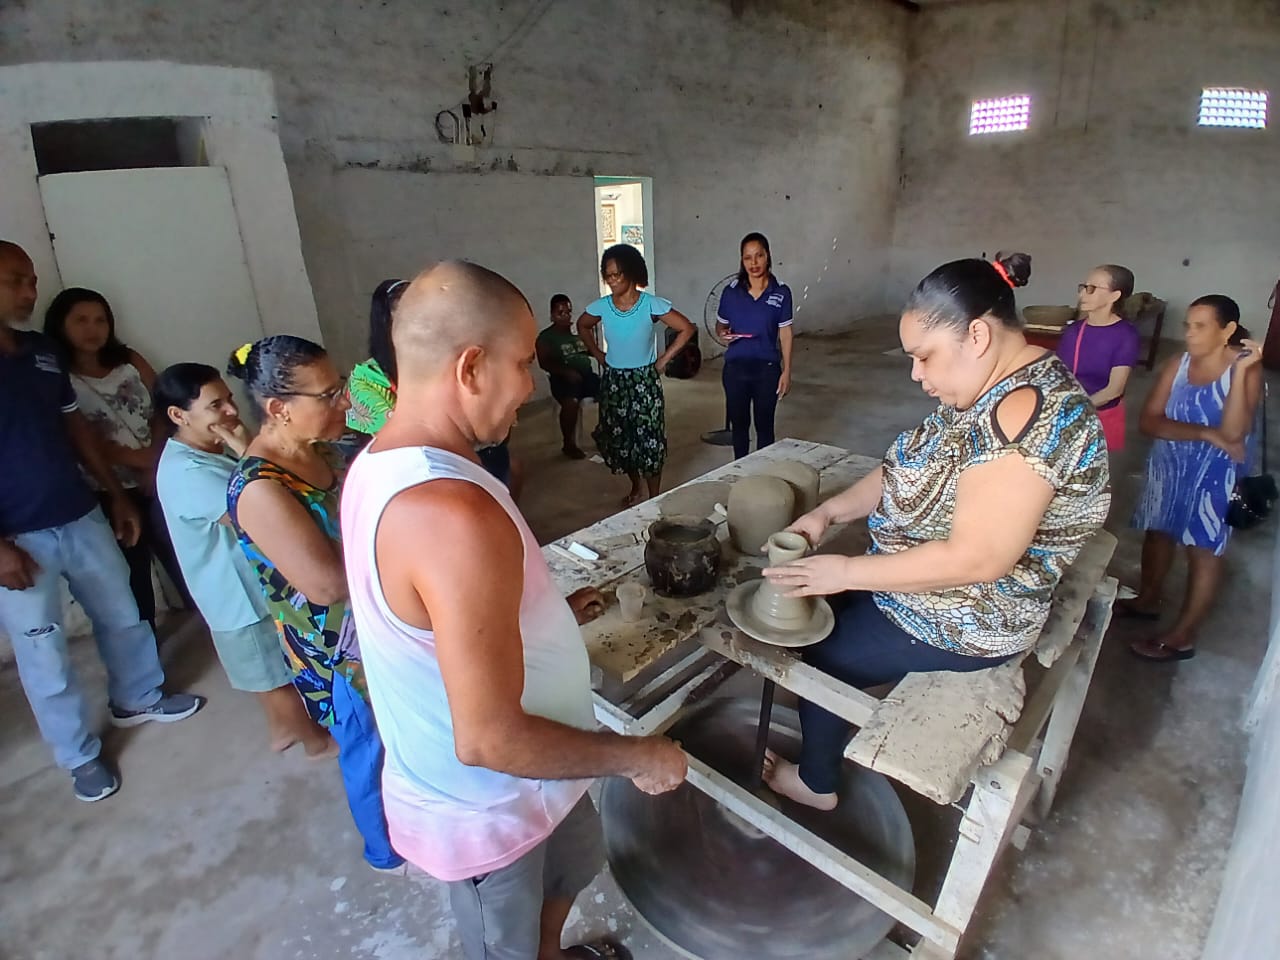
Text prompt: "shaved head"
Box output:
[[392, 260, 533, 380], [0, 240, 31, 267], [0, 240, 37, 326]]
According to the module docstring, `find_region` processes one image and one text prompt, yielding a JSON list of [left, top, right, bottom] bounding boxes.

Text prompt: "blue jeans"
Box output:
[[797, 592, 1015, 794], [0, 507, 164, 770], [331, 672, 403, 869], [723, 359, 781, 460]]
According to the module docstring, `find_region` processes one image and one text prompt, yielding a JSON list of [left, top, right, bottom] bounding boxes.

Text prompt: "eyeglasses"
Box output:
[[602, 271, 624, 282], [1077, 283, 1113, 295], [280, 377, 348, 406]]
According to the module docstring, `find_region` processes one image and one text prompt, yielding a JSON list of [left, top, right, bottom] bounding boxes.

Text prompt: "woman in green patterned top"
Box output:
[[347, 277, 519, 492], [761, 253, 1110, 812], [227, 335, 403, 871]]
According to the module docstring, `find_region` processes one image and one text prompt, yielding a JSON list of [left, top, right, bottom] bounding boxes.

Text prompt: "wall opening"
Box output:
[[593, 176, 654, 295], [31, 117, 207, 175]]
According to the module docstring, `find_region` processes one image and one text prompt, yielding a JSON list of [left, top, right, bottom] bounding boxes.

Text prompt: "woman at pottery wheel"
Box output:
[[761, 252, 1111, 811]]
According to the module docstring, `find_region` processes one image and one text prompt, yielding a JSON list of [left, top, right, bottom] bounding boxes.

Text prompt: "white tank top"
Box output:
[[340, 444, 595, 881]]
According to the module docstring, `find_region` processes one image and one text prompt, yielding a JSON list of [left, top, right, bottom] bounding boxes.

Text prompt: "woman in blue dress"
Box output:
[[578, 244, 695, 507], [1124, 295, 1263, 661]]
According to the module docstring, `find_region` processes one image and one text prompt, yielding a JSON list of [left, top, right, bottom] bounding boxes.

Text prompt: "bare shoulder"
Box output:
[[382, 479, 520, 548], [994, 385, 1042, 443]]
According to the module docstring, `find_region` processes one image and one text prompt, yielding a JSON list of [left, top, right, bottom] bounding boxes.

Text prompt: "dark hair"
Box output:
[[1098, 264, 1135, 312], [600, 244, 649, 288], [1190, 294, 1248, 344], [549, 293, 571, 311], [368, 278, 408, 383], [43, 288, 133, 369], [905, 252, 1032, 332], [154, 363, 221, 434], [736, 232, 774, 288], [226, 335, 328, 403]]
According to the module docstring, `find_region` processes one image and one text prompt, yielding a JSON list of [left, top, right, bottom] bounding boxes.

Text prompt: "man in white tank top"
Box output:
[[340, 261, 686, 960]]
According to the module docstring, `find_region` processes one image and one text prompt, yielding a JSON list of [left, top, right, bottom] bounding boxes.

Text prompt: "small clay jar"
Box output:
[[761, 461, 821, 519], [727, 476, 795, 555], [751, 531, 815, 629], [644, 517, 723, 598]]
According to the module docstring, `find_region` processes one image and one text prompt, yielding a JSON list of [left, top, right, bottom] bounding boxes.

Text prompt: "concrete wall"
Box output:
[[889, 0, 1280, 334], [0, 0, 910, 376]]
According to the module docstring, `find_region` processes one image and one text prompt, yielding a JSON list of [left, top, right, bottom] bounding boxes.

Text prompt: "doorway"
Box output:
[[593, 176, 654, 295]]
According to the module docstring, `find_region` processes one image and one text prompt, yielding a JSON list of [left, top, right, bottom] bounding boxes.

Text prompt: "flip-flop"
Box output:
[[563, 938, 633, 960], [1130, 641, 1196, 662]]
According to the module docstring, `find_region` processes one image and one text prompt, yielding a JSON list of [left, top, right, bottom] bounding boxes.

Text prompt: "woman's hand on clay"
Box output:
[[567, 586, 607, 625], [781, 509, 829, 550], [763, 554, 852, 598]]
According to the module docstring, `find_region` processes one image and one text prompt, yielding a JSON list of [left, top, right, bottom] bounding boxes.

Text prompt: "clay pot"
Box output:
[[727, 476, 795, 555], [750, 532, 815, 629], [644, 517, 723, 598], [760, 461, 821, 519]]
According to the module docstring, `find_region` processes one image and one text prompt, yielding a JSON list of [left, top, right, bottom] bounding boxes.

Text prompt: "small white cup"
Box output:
[[617, 583, 647, 622]]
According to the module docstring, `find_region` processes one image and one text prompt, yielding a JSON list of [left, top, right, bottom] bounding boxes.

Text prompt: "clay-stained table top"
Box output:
[[542, 439, 881, 683]]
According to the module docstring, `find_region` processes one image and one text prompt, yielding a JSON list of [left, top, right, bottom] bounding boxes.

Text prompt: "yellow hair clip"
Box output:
[[234, 342, 253, 364]]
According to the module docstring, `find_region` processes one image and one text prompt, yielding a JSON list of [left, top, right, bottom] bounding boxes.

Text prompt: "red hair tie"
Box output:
[[990, 260, 1015, 289]]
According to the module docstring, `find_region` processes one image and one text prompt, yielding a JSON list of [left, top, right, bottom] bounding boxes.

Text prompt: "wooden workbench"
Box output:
[[542, 438, 1117, 959]]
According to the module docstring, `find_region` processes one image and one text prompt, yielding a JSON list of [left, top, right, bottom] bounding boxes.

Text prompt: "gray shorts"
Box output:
[[209, 616, 292, 692], [447, 794, 605, 960]]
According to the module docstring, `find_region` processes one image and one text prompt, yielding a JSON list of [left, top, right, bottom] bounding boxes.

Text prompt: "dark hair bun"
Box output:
[[226, 343, 253, 381], [994, 251, 1032, 288]]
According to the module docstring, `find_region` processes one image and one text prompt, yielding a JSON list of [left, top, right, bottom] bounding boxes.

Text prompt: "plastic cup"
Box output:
[[618, 583, 647, 622]]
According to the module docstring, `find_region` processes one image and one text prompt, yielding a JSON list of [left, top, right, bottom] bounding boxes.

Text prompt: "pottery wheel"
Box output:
[[725, 579, 835, 648], [602, 698, 915, 960]]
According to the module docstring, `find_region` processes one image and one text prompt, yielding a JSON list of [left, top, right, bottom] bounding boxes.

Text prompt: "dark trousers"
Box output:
[[723, 358, 781, 460], [97, 489, 190, 625], [797, 592, 1016, 794]]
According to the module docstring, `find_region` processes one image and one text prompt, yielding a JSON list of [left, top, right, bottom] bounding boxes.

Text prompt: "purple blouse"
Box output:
[[1056, 319, 1141, 410]]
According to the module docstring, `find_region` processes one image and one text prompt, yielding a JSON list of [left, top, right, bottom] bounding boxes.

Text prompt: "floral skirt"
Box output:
[[593, 365, 667, 476]]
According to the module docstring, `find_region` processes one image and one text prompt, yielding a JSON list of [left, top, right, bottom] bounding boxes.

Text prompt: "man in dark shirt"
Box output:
[[0, 241, 205, 802], [535, 294, 600, 459]]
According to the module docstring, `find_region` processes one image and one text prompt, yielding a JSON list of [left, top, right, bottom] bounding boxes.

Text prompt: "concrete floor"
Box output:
[[1, 326, 1271, 960]]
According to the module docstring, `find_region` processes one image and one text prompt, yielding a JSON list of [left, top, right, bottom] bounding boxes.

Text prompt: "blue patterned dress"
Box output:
[[1132, 354, 1242, 556]]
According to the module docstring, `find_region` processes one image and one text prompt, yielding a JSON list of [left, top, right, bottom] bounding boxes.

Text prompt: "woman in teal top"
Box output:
[[578, 244, 695, 507]]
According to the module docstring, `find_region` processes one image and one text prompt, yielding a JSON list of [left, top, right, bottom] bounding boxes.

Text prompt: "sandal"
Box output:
[[1130, 640, 1196, 662], [563, 938, 633, 960]]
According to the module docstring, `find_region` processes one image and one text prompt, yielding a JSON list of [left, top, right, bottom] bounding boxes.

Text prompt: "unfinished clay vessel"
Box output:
[[727, 476, 794, 555], [760, 461, 821, 519], [644, 517, 722, 598], [750, 532, 814, 628]]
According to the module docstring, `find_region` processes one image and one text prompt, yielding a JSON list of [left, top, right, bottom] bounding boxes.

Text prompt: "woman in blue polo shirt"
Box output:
[[715, 232, 795, 459], [579, 244, 695, 507]]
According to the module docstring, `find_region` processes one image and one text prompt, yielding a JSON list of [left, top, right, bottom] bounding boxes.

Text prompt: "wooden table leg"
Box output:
[[752, 678, 776, 788]]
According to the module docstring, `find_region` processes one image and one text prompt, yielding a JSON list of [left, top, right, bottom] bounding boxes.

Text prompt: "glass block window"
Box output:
[[1199, 88, 1268, 128], [969, 95, 1031, 135]]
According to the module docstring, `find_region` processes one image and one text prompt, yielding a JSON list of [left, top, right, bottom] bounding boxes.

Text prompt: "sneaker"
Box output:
[[368, 858, 408, 877], [109, 692, 206, 728], [72, 759, 120, 802]]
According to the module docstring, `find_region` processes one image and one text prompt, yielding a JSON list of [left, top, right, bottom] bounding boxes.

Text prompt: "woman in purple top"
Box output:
[[715, 232, 795, 460], [1056, 264, 1142, 450]]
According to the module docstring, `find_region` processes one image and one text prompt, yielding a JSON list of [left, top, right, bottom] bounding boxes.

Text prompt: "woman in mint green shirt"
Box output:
[[578, 244, 695, 507], [154, 362, 333, 758]]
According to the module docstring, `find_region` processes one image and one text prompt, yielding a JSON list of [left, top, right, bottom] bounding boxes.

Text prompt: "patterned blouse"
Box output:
[[228, 439, 367, 726], [71, 363, 154, 489], [870, 354, 1110, 658], [346, 358, 395, 435]]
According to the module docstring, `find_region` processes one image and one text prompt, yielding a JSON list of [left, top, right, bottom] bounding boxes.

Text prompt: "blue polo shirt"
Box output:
[[717, 277, 793, 363], [0, 330, 97, 536]]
